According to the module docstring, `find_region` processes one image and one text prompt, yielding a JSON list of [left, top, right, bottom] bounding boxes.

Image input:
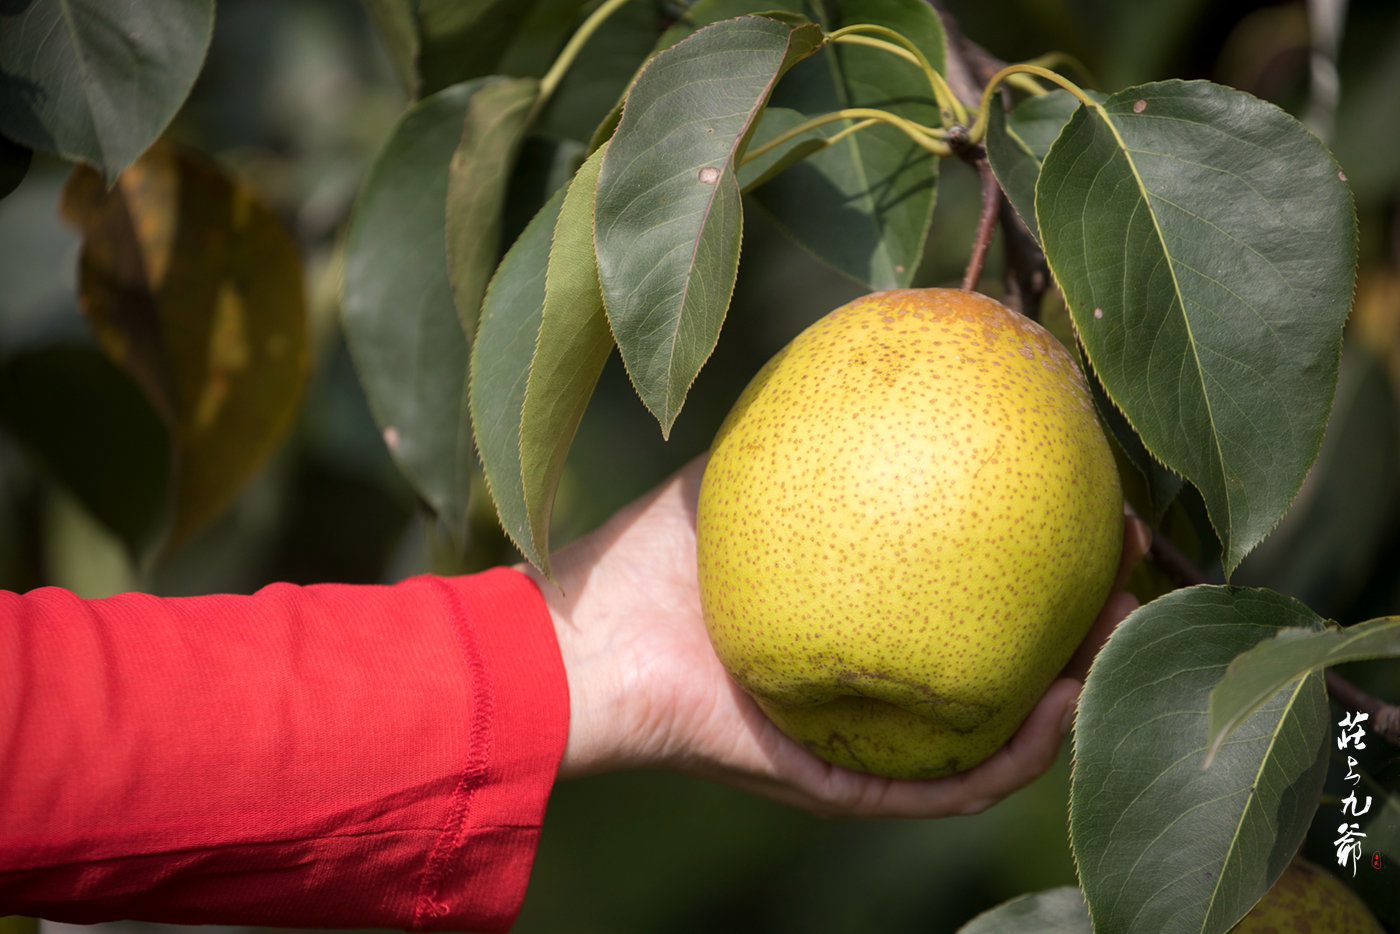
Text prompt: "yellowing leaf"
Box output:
[[60, 141, 310, 552]]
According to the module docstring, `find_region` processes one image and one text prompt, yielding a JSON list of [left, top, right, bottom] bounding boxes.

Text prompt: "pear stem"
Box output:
[[1144, 516, 1400, 751]]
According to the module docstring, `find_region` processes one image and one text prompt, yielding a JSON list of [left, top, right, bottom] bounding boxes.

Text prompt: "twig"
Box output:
[[961, 153, 1000, 292], [1145, 526, 1213, 590], [1326, 670, 1400, 749]]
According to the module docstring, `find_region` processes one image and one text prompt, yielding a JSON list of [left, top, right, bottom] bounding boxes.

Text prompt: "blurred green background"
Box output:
[[2, 0, 1399, 930]]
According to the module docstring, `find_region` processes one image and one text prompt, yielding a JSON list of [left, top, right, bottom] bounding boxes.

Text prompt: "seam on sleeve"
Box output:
[[411, 577, 494, 930]]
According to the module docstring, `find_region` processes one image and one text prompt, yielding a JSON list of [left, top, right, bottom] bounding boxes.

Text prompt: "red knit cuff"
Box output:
[[413, 568, 569, 932]]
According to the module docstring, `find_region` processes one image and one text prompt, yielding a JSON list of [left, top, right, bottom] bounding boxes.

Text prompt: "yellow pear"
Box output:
[[1231, 858, 1384, 932], [696, 288, 1122, 779]]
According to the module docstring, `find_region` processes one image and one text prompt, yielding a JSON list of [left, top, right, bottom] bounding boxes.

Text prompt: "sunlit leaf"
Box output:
[[1207, 616, 1400, 766], [472, 146, 612, 574], [521, 147, 613, 571], [60, 141, 309, 551], [1071, 585, 1330, 934], [0, 0, 213, 183], [954, 888, 1091, 934], [470, 188, 564, 566], [445, 76, 539, 333], [365, 0, 545, 98], [0, 346, 170, 557], [343, 81, 486, 545], [1037, 80, 1357, 575], [594, 14, 825, 436]]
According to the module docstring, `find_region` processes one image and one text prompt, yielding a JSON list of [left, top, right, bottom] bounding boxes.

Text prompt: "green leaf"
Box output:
[[469, 186, 565, 567], [1082, 344, 1183, 524], [985, 89, 1104, 241], [734, 106, 829, 192], [59, 142, 310, 552], [748, 0, 944, 289], [1036, 80, 1357, 576], [520, 146, 613, 572], [343, 81, 486, 546], [365, 0, 544, 98], [0, 346, 170, 558], [1070, 585, 1331, 934], [674, 0, 943, 290], [1207, 616, 1400, 767], [445, 76, 539, 334], [0, 135, 30, 200], [954, 888, 1092, 933], [0, 0, 214, 183], [1232, 342, 1400, 615], [472, 145, 613, 574], [533, 0, 663, 145], [594, 14, 825, 436]]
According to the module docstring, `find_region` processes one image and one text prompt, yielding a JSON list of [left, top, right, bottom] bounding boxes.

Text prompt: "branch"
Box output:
[[1144, 513, 1400, 751], [960, 151, 999, 292]]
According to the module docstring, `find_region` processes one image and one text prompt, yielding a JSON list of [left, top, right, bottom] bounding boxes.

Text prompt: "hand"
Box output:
[[521, 455, 1151, 818]]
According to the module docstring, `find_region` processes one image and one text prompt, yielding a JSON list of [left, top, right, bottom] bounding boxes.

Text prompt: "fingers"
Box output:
[[1117, 513, 1153, 589], [1061, 588, 1139, 681]]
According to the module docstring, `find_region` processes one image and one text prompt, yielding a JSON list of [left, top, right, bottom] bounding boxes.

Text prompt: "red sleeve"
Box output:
[[0, 567, 569, 933]]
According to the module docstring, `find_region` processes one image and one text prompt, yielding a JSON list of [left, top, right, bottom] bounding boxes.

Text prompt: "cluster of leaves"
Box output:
[[342, 2, 1395, 931], [1, 0, 1397, 931], [0, 0, 308, 558]]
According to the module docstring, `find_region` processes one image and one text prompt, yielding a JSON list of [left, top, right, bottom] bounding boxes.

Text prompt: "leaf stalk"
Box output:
[[828, 24, 967, 126]]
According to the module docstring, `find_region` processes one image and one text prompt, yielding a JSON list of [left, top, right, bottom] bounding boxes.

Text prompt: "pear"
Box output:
[[1231, 858, 1384, 932], [696, 288, 1122, 779]]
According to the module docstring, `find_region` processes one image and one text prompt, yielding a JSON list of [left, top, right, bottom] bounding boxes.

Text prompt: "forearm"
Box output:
[[0, 568, 568, 932]]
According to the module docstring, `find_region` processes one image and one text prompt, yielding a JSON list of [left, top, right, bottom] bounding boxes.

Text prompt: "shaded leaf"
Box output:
[[60, 141, 309, 551], [734, 106, 829, 192], [473, 146, 612, 574], [1071, 585, 1331, 934], [0, 135, 30, 200], [445, 76, 539, 333], [675, 0, 943, 290], [1232, 342, 1400, 616], [365, 0, 544, 98], [0, 0, 214, 183], [984, 89, 1104, 241], [1207, 616, 1400, 766], [0, 346, 170, 557], [534, 0, 664, 145], [1036, 80, 1357, 575], [594, 14, 825, 436], [1082, 342, 1183, 524], [746, 0, 944, 289], [343, 81, 486, 545], [955, 888, 1091, 934]]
